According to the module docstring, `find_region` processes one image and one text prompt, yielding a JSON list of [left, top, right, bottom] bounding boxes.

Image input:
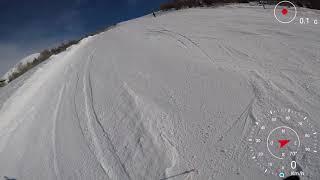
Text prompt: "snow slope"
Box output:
[[1, 53, 40, 83], [0, 4, 320, 180]]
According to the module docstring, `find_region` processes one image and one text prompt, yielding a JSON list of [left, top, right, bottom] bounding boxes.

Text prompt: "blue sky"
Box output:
[[0, 0, 167, 75]]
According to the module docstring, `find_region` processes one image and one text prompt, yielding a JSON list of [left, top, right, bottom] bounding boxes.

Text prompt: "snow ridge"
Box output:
[[52, 85, 65, 180], [83, 51, 131, 179], [1, 53, 40, 83]]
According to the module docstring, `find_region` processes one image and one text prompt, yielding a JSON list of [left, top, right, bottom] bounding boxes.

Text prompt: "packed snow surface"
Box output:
[[0, 4, 320, 180]]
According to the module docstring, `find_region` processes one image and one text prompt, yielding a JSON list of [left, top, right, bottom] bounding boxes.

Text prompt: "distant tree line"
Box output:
[[0, 24, 118, 87], [159, 0, 320, 11], [5, 39, 81, 84], [293, 0, 320, 9], [0, 79, 5, 87]]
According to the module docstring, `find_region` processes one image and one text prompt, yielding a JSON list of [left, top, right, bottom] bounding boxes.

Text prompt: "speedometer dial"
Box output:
[[247, 108, 319, 179], [267, 126, 300, 160]]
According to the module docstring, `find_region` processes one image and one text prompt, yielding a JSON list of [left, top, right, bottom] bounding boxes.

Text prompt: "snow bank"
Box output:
[[1, 53, 40, 83]]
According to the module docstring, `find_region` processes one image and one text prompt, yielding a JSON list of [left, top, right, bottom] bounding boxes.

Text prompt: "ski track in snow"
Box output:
[[148, 28, 215, 64], [83, 52, 113, 178], [52, 84, 65, 180], [83, 51, 131, 180]]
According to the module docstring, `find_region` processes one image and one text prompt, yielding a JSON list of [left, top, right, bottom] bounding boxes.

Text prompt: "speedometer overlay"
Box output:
[[248, 108, 319, 178]]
